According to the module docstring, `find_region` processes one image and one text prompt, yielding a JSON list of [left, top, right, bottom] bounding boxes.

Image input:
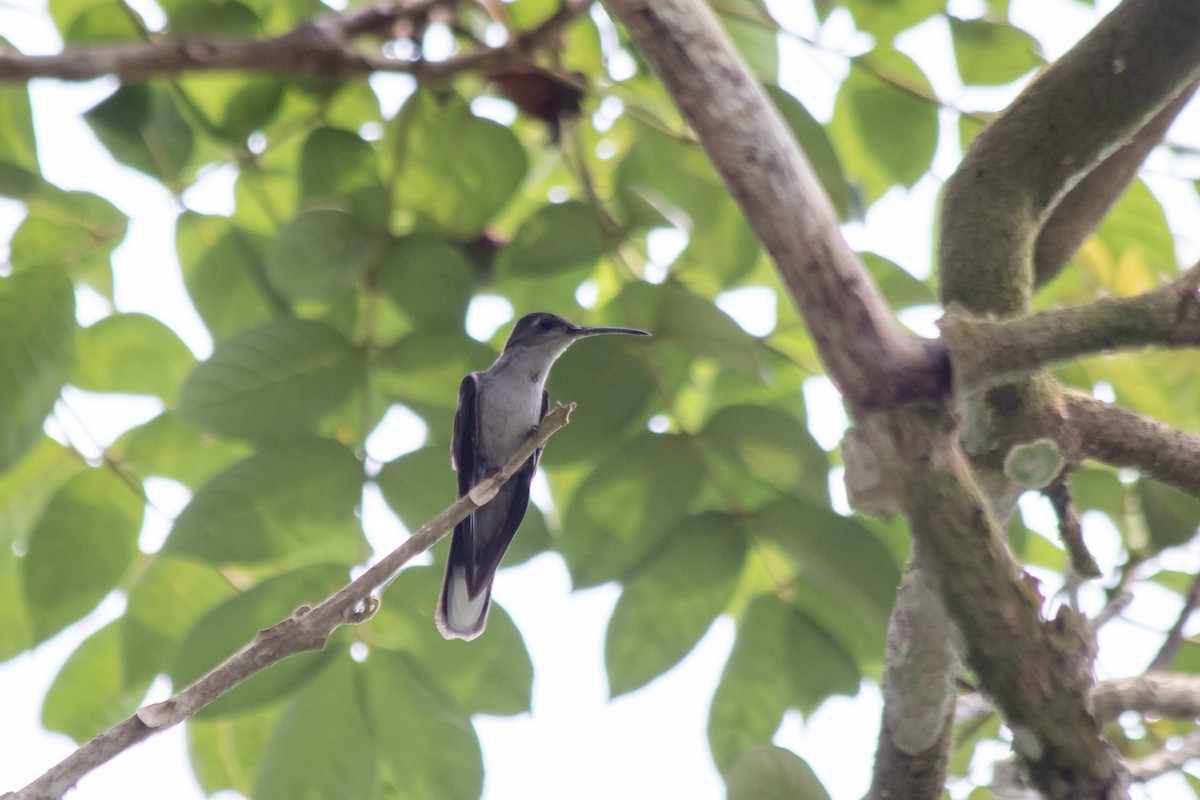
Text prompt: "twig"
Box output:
[[1126, 728, 1200, 781], [2, 403, 574, 800], [1149, 572, 1200, 672], [941, 263, 1200, 393], [1045, 477, 1101, 579], [0, 0, 592, 84]]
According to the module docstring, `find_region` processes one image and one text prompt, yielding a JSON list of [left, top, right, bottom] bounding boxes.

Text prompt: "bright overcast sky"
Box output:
[[2, 0, 1200, 798]]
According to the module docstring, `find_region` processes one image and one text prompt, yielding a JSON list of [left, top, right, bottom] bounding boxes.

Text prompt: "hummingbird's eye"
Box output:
[[538, 318, 555, 331]]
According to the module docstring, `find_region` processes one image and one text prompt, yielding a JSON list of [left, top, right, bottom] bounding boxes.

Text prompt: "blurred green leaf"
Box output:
[[10, 189, 127, 298], [392, 90, 526, 238], [43, 621, 151, 743], [0, 83, 39, 197], [179, 73, 284, 144], [164, 438, 364, 565], [171, 563, 348, 717], [177, 319, 362, 445], [22, 468, 143, 642], [844, 0, 944, 37], [1076, 179, 1176, 294], [950, 17, 1043, 86], [700, 404, 828, 505], [376, 332, 496, 414], [1141, 480, 1200, 552], [122, 555, 237, 685], [176, 212, 275, 341], [58, 1, 142, 43], [378, 233, 474, 333], [606, 512, 746, 696], [375, 445, 457, 533], [111, 412, 253, 487], [496, 201, 609, 277], [724, 745, 831, 800], [712, 0, 779, 82], [372, 566, 533, 715], [85, 85, 194, 186], [73, 313, 196, 401], [254, 656, 379, 800], [364, 650, 484, 800], [169, 0, 262, 36], [188, 704, 281, 797], [560, 433, 705, 587], [861, 252, 936, 309], [265, 209, 381, 301], [708, 594, 859, 770], [753, 498, 899, 664], [0, 266, 74, 470], [833, 50, 938, 203], [299, 126, 387, 226]]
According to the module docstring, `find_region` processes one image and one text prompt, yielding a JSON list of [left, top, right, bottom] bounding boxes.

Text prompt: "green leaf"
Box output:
[[766, 85, 850, 220], [724, 745, 832, 800], [372, 566, 533, 716], [626, 282, 765, 380], [560, 433, 705, 587], [43, 621, 151, 743], [1140, 480, 1200, 552], [163, 438, 364, 565], [10, 192, 125, 299], [22, 468, 144, 642], [0, 266, 75, 470], [85, 84, 194, 186], [378, 233, 474, 333], [862, 252, 936, 309], [177, 318, 362, 445], [0, 84, 39, 197], [606, 512, 746, 696], [616, 123, 760, 287], [375, 445, 457, 534], [176, 211, 275, 341], [111, 412, 253, 488], [254, 656, 379, 800], [391, 90, 527, 238], [122, 555, 237, 685], [832, 50, 938, 203], [265, 209, 381, 301], [712, 1, 778, 81], [299, 126, 387, 226], [844, 0, 944, 37], [1080, 179, 1176, 293], [73, 313, 196, 400], [700, 404, 828, 505], [179, 73, 285, 143], [540, 331, 656, 464], [753, 498, 899, 664], [708, 594, 859, 770], [171, 564, 348, 717], [376, 332, 496, 413], [169, 0, 262, 36], [950, 17, 1043, 86], [496, 200, 609, 277], [59, 2, 142, 43], [188, 704, 281, 797], [365, 650, 484, 800]]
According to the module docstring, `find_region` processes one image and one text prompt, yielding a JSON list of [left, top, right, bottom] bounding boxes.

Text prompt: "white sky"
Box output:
[[2, 0, 1200, 798]]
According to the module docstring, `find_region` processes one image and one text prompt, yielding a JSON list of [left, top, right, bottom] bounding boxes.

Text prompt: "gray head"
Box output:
[[502, 312, 650, 360]]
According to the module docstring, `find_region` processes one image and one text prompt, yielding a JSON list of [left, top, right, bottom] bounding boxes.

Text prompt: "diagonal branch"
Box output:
[[1034, 81, 1200, 288], [599, 0, 948, 416], [942, 263, 1200, 392], [2, 403, 574, 800], [0, 0, 592, 84], [1063, 390, 1200, 497]]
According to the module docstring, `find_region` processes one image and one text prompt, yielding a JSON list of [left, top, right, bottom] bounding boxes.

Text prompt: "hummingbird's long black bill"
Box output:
[[569, 325, 651, 337]]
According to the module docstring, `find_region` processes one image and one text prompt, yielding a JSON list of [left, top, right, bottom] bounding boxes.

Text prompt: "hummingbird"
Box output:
[[437, 312, 650, 640]]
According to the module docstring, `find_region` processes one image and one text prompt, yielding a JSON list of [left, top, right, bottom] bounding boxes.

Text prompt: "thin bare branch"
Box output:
[[599, 0, 948, 415], [1093, 673, 1200, 723], [942, 263, 1200, 392], [1046, 477, 1101, 579], [2, 403, 574, 800], [0, 0, 592, 84], [1126, 729, 1200, 781], [1063, 390, 1200, 498], [1149, 573, 1200, 672]]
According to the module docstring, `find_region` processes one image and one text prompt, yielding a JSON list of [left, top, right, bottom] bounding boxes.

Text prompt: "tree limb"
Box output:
[[1033, 81, 1200, 288], [2, 403, 574, 800], [1063, 390, 1200, 497], [599, 0, 948, 416], [940, 0, 1200, 317], [0, 0, 592, 84], [942, 263, 1200, 392], [1092, 673, 1200, 723]]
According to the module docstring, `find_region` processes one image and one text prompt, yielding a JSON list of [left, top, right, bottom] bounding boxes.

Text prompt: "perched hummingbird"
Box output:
[[437, 312, 650, 640]]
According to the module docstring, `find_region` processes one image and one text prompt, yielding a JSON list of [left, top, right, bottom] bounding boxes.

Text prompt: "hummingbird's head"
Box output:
[[502, 312, 650, 360]]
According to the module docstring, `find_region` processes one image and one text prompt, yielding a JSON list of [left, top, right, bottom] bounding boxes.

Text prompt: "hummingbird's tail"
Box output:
[[436, 564, 492, 641]]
